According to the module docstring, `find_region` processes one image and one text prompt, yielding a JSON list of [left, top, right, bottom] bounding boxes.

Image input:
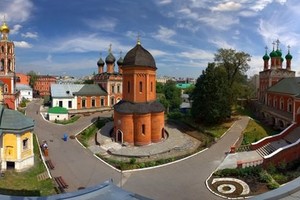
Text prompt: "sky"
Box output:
[[1, 0, 300, 78]]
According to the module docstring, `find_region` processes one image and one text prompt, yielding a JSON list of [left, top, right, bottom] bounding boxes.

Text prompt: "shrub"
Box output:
[[267, 180, 280, 190], [259, 171, 272, 183], [168, 111, 183, 119], [130, 158, 136, 164], [272, 173, 288, 184]]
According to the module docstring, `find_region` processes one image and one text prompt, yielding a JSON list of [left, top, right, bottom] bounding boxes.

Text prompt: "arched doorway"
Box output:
[[116, 129, 123, 143], [161, 128, 167, 139]]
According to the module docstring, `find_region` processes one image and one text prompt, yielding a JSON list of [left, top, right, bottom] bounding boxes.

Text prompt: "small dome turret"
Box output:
[[97, 57, 104, 66], [263, 53, 269, 60], [0, 21, 9, 33], [270, 50, 277, 58], [117, 56, 123, 65], [285, 46, 293, 60], [105, 44, 115, 64]]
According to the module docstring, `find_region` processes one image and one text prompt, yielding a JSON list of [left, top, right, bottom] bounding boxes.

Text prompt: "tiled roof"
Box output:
[[114, 100, 165, 114], [268, 77, 300, 95], [74, 84, 107, 96], [51, 84, 84, 97], [0, 105, 34, 134]]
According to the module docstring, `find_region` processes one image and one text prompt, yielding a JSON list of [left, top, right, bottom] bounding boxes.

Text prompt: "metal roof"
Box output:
[[51, 84, 84, 98], [268, 77, 300, 95], [0, 105, 34, 134]]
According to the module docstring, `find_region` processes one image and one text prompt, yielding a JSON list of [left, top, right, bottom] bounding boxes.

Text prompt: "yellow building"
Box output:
[[0, 105, 35, 171]]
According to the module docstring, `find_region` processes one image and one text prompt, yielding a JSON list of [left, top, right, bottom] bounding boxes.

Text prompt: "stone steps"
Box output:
[[256, 143, 277, 157]]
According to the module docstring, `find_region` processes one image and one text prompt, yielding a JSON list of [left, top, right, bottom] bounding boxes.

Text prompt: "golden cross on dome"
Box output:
[[287, 45, 291, 53], [265, 46, 268, 53]]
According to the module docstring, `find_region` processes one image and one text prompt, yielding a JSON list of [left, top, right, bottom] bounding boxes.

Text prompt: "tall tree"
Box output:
[[27, 70, 38, 88], [163, 80, 181, 111], [191, 63, 231, 124], [214, 48, 251, 88]]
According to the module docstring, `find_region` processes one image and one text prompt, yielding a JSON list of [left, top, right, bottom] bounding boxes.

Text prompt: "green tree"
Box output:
[[163, 80, 181, 111], [27, 70, 38, 88], [214, 48, 251, 105], [184, 85, 195, 95], [214, 48, 251, 88], [191, 63, 231, 124], [156, 82, 164, 93]]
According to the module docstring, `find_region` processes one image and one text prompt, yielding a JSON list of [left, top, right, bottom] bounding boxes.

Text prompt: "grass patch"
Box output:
[[54, 115, 80, 125], [76, 119, 106, 147], [0, 134, 55, 196], [242, 119, 279, 145]]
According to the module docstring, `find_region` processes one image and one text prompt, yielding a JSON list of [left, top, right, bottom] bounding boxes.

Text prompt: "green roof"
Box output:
[[48, 106, 68, 114], [176, 83, 192, 89], [268, 77, 300, 95], [0, 105, 34, 134]]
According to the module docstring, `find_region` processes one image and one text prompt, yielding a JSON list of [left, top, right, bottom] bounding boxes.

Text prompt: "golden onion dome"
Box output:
[[0, 22, 10, 33]]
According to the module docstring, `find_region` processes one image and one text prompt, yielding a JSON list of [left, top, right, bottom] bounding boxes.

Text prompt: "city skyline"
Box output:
[[0, 0, 299, 78]]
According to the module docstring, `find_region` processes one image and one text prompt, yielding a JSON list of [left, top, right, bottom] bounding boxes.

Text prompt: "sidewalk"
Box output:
[[88, 121, 201, 160]]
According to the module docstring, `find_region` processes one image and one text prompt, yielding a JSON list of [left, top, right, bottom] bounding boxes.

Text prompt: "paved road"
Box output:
[[26, 100, 249, 199]]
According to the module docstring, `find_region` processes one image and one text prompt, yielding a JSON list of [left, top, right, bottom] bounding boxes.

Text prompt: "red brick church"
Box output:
[[0, 20, 19, 109], [113, 39, 165, 146]]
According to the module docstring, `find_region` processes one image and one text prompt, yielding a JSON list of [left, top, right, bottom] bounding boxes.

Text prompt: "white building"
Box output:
[[51, 84, 84, 110], [16, 84, 33, 101]]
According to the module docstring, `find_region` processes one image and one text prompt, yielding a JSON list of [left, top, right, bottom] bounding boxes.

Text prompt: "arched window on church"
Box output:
[[4, 84, 8, 93], [268, 95, 272, 106], [280, 97, 284, 110], [8, 59, 11, 71], [150, 82, 153, 92], [7, 47, 10, 54], [1, 46, 4, 53], [0, 59, 4, 71], [139, 81, 142, 93], [273, 97, 277, 108], [287, 98, 293, 113], [127, 81, 130, 93]]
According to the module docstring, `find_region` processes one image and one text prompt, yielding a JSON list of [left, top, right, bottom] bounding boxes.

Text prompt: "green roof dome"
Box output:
[[263, 53, 270, 60], [270, 50, 277, 57], [276, 49, 282, 57], [285, 52, 293, 60]]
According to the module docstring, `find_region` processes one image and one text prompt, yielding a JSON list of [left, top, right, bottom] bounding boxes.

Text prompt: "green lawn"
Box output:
[[0, 135, 56, 196], [242, 119, 279, 145]]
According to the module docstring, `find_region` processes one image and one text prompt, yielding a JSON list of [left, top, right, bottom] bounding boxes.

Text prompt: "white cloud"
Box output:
[[157, 0, 172, 5], [153, 26, 177, 44], [148, 49, 168, 57], [83, 17, 117, 31], [179, 48, 214, 61], [198, 14, 239, 30], [209, 38, 235, 49], [0, 0, 33, 22], [211, 2, 242, 12], [10, 24, 22, 34], [46, 54, 52, 63], [51, 34, 131, 54], [21, 31, 38, 39], [14, 41, 32, 48]]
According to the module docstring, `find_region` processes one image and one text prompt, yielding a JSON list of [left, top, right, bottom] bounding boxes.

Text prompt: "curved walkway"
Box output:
[[27, 100, 250, 199]]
